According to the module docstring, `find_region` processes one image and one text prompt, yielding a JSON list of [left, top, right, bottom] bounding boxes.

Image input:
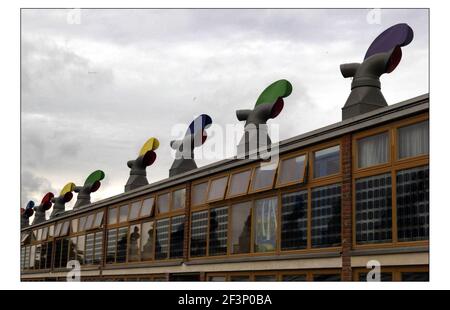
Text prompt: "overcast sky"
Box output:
[[21, 8, 428, 214]]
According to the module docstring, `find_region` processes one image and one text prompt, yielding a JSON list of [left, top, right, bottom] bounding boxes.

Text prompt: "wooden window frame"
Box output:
[[226, 167, 253, 199], [275, 151, 308, 188], [310, 141, 342, 182], [206, 174, 230, 203], [248, 161, 278, 194], [191, 180, 209, 208]]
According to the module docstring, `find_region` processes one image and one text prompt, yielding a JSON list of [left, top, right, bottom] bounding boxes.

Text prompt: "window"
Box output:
[[140, 198, 154, 218], [207, 176, 228, 202], [45, 242, 53, 269], [192, 182, 208, 206], [170, 215, 185, 258], [24, 247, 30, 270], [230, 275, 250, 281], [209, 207, 228, 256], [209, 276, 226, 282], [155, 218, 170, 259], [93, 232, 103, 264], [128, 224, 141, 262], [282, 274, 306, 281], [190, 211, 208, 257], [48, 225, 54, 238], [108, 207, 118, 225], [141, 221, 154, 261], [358, 272, 393, 282], [119, 205, 129, 223], [398, 120, 429, 159], [250, 164, 277, 192], [254, 197, 277, 253], [37, 229, 42, 241], [227, 170, 251, 197], [53, 241, 61, 268], [71, 219, 79, 233], [277, 154, 306, 186], [79, 216, 87, 231], [106, 229, 117, 264], [357, 132, 389, 168], [314, 145, 340, 178], [129, 201, 142, 221], [85, 214, 95, 230], [356, 173, 392, 244], [311, 184, 341, 248], [116, 226, 128, 263], [254, 275, 277, 281], [34, 245, 41, 269], [55, 223, 62, 237], [42, 227, 48, 240], [157, 193, 170, 214], [85, 233, 94, 265], [60, 221, 70, 236], [69, 237, 77, 262], [313, 274, 341, 281], [401, 272, 429, 281], [76, 235, 85, 264], [397, 166, 429, 242], [172, 188, 186, 211], [94, 211, 104, 228], [281, 190, 308, 250], [231, 201, 252, 254]]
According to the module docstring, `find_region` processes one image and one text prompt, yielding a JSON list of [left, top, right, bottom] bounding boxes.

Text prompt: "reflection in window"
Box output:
[[119, 205, 129, 223], [356, 173, 392, 244], [231, 202, 252, 254], [71, 219, 79, 234], [45, 242, 53, 269], [209, 207, 228, 256], [128, 224, 141, 262], [155, 218, 170, 259], [314, 145, 340, 178], [94, 232, 103, 264], [42, 227, 48, 240], [157, 193, 170, 214], [52, 242, 59, 268], [85, 214, 95, 230], [281, 190, 308, 250], [311, 184, 341, 248], [190, 211, 208, 257], [397, 166, 429, 242], [192, 182, 208, 206], [55, 223, 62, 237], [34, 245, 41, 269], [108, 207, 118, 225], [278, 155, 306, 186], [398, 120, 429, 159], [254, 197, 277, 253], [207, 176, 228, 201], [140, 198, 154, 218], [129, 201, 142, 221], [172, 188, 186, 210], [79, 217, 87, 232], [49, 225, 54, 238], [170, 215, 185, 258], [358, 132, 389, 168], [85, 233, 94, 265], [251, 165, 277, 192], [61, 239, 69, 268], [282, 275, 306, 281], [94, 211, 104, 228], [228, 170, 251, 197], [69, 237, 77, 262], [116, 227, 128, 263], [141, 221, 154, 261], [61, 221, 70, 236], [106, 229, 117, 264], [401, 272, 429, 281], [313, 274, 341, 281]]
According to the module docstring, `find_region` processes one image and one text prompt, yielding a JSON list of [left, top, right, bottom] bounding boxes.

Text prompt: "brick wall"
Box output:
[[341, 133, 353, 281]]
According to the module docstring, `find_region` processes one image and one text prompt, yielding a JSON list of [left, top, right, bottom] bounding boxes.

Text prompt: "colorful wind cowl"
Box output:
[[125, 137, 160, 192], [31, 192, 54, 225], [73, 170, 105, 210], [49, 182, 76, 218], [20, 201, 35, 228]]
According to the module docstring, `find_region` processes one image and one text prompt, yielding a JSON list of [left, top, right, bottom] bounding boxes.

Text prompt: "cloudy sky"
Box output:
[[21, 8, 428, 214]]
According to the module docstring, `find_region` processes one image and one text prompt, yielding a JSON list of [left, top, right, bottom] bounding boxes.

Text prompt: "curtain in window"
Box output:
[[398, 121, 429, 159], [254, 197, 277, 252], [358, 132, 389, 168]]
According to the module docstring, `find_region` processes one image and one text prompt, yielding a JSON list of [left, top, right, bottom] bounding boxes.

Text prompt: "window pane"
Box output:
[[42, 227, 48, 240], [207, 176, 228, 201], [401, 272, 429, 281], [79, 217, 87, 232], [61, 238, 69, 268], [48, 225, 54, 238], [254, 275, 277, 281], [356, 173, 392, 244], [60, 221, 70, 236], [397, 166, 429, 242], [282, 275, 306, 281], [228, 170, 251, 197], [24, 247, 30, 269], [85, 214, 95, 231], [254, 197, 277, 253], [55, 223, 62, 237], [398, 120, 429, 159], [52, 242, 60, 268], [230, 275, 250, 281], [76, 235, 85, 265], [190, 211, 208, 257], [85, 233, 95, 265], [359, 272, 393, 282], [251, 164, 277, 191], [140, 197, 154, 218], [93, 232, 103, 265], [106, 229, 117, 264], [209, 207, 228, 256], [358, 132, 389, 168], [128, 224, 141, 262], [141, 221, 154, 261], [129, 201, 142, 221], [172, 188, 186, 211], [313, 274, 341, 281], [278, 155, 306, 185], [192, 182, 208, 206], [155, 218, 170, 259], [37, 229, 42, 241], [116, 226, 129, 263], [108, 207, 118, 225], [71, 219, 79, 234], [231, 201, 252, 254], [34, 245, 41, 269], [94, 211, 104, 228], [281, 190, 308, 250], [69, 237, 77, 262], [170, 215, 185, 258], [314, 145, 340, 178], [119, 205, 129, 223], [209, 276, 226, 282], [311, 184, 341, 248], [39, 243, 46, 269], [157, 193, 170, 214]]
